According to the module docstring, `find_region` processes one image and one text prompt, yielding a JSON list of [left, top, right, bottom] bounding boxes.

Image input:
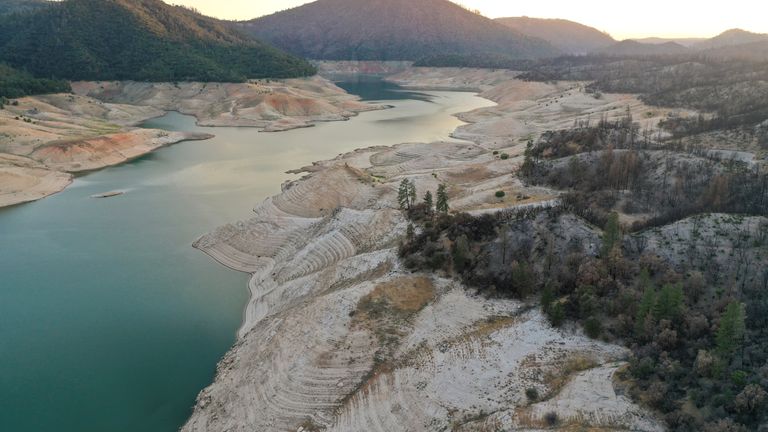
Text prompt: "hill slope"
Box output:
[[0, 64, 71, 98], [595, 40, 690, 57], [694, 28, 768, 50], [495, 17, 615, 55], [240, 0, 559, 61], [0, 0, 316, 82], [632, 37, 705, 47]]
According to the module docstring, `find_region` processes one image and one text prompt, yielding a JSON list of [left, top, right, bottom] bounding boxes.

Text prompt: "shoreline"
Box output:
[[183, 68, 675, 432], [0, 76, 387, 209], [192, 87, 498, 338]]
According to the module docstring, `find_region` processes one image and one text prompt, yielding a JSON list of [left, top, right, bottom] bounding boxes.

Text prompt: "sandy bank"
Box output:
[[0, 154, 73, 207], [186, 69, 668, 431]]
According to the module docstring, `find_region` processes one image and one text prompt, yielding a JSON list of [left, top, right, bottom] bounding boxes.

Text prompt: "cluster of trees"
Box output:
[[0, 0, 316, 83], [397, 179, 449, 216], [0, 64, 71, 99], [520, 54, 768, 134], [520, 117, 767, 231], [398, 203, 768, 431]]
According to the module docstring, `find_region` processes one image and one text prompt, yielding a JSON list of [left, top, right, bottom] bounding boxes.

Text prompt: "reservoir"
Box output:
[[0, 79, 493, 432]]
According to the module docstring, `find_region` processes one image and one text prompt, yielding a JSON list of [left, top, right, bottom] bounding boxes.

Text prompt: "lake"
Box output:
[[0, 78, 493, 432]]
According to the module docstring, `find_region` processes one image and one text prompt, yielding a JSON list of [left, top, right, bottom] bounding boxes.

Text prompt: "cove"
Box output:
[[0, 79, 494, 432]]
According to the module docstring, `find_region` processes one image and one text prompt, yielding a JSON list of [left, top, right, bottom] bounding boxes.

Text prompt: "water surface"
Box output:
[[0, 80, 493, 432]]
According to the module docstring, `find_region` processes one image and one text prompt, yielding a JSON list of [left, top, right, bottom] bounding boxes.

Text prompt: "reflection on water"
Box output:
[[335, 74, 435, 102], [0, 79, 494, 432]]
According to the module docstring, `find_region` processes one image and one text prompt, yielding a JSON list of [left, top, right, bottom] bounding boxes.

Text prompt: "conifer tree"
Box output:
[[398, 179, 416, 210], [436, 183, 449, 214], [423, 190, 434, 213], [716, 301, 746, 362]]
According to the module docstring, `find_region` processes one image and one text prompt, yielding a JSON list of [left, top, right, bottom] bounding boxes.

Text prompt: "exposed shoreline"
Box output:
[[0, 76, 385, 209], [184, 68, 671, 431]]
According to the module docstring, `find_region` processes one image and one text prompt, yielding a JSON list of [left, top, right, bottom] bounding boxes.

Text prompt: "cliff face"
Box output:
[[183, 68, 667, 431]]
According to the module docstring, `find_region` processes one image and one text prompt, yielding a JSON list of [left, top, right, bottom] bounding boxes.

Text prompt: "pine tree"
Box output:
[[716, 301, 746, 362], [406, 223, 415, 240], [520, 140, 535, 177], [452, 234, 470, 272], [423, 191, 434, 213], [398, 179, 413, 210], [653, 284, 684, 321], [408, 180, 417, 209], [436, 183, 449, 214], [635, 271, 656, 337], [548, 302, 565, 327]]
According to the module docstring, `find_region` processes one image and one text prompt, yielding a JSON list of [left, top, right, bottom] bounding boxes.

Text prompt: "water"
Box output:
[[0, 79, 493, 432]]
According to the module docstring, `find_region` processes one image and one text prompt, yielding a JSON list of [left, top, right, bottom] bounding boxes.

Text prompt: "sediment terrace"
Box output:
[[0, 77, 381, 208], [185, 68, 681, 431]]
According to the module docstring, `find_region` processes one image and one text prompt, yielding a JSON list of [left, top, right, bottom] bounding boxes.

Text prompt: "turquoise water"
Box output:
[[0, 80, 493, 432]]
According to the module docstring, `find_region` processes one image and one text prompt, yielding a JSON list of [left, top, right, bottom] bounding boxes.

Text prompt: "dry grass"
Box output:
[[365, 276, 436, 313], [543, 354, 599, 397]]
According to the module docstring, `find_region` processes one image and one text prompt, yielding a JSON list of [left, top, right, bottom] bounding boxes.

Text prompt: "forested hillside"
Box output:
[[240, 0, 559, 61], [0, 0, 316, 82], [0, 64, 71, 99]]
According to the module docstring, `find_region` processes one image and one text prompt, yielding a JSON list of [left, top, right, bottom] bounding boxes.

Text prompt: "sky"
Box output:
[[168, 0, 768, 40]]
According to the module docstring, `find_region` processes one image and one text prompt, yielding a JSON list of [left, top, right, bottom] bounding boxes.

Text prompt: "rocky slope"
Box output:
[[183, 68, 677, 431], [73, 77, 383, 131]]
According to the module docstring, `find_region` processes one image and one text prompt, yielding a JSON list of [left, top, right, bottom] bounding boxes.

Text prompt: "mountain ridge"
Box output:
[[0, 0, 316, 82], [495, 16, 615, 55], [240, 0, 560, 61]]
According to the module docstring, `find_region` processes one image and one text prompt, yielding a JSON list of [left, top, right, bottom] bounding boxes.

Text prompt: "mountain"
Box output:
[[0, 0, 316, 82], [495, 17, 614, 55], [700, 40, 768, 62], [694, 28, 768, 50], [632, 37, 705, 48], [239, 0, 560, 61], [594, 40, 690, 57], [0, 0, 51, 15]]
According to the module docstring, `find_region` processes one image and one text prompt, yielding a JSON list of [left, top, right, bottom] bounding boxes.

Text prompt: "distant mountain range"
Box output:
[[631, 37, 705, 47], [495, 17, 615, 55], [594, 40, 690, 57], [239, 0, 560, 61], [0, 0, 316, 82], [593, 29, 768, 59], [693, 28, 768, 50]]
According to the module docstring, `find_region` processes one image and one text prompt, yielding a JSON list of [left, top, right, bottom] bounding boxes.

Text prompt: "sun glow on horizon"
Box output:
[[167, 0, 768, 40]]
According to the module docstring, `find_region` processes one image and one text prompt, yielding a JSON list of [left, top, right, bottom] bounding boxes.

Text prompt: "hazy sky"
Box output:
[[168, 0, 768, 40]]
